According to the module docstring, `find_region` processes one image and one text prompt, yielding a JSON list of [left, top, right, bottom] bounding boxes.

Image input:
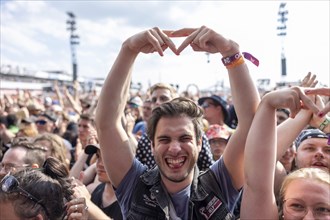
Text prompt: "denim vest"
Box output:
[[126, 166, 235, 220]]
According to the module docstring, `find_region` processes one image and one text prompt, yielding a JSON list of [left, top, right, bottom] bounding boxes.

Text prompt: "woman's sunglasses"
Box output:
[[1, 174, 49, 216], [35, 120, 47, 125]]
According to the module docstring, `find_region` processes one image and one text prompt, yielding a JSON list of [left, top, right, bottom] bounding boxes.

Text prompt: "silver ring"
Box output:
[[74, 204, 78, 211], [84, 206, 88, 211]]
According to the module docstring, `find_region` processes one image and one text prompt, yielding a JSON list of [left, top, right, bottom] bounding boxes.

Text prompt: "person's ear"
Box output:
[[197, 137, 202, 152], [0, 123, 5, 130], [151, 141, 155, 154], [35, 213, 44, 220], [31, 164, 39, 169]]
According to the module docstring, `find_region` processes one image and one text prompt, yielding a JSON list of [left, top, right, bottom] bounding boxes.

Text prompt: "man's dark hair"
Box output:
[[147, 97, 204, 144], [79, 113, 96, 128], [0, 116, 8, 127], [6, 114, 18, 127]]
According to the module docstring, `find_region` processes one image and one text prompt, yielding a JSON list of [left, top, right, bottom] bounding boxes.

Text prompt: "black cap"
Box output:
[[198, 95, 229, 122], [21, 117, 34, 124], [84, 144, 100, 155], [41, 111, 57, 122]]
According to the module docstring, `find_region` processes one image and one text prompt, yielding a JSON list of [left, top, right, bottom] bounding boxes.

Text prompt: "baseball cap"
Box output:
[[84, 144, 100, 155], [206, 124, 231, 141], [21, 117, 34, 124], [295, 128, 328, 148], [128, 96, 143, 108], [198, 95, 229, 122], [40, 111, 57, 122], [44, 97, 52, 106]]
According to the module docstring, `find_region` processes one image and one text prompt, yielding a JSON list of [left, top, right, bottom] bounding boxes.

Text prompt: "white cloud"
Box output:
[[1, 25, 50, 55], [1, 0, 329, 92]]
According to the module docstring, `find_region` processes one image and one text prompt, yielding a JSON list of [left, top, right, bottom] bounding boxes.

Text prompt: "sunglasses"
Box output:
[[201, 102, 215, 109], [35, 120, 47, 125], [1, 174, 49, 216]]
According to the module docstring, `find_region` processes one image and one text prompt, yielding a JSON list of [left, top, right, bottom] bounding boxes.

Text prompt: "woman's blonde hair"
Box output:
[[278, 167, 330, 216], [17, 123, 38, 137], [33, 133, 69, 170]]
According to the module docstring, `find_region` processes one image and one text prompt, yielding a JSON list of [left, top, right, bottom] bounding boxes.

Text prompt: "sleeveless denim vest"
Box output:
[[126, 166, 235, 220]]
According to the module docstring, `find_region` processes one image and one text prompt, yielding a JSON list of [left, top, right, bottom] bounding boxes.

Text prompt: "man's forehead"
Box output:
[[300, 138, 329, 147], [152, 88, 172, 96], [78, 119, 91, 124], [155, 117, 195, 134], [3, 147, 27, 162]]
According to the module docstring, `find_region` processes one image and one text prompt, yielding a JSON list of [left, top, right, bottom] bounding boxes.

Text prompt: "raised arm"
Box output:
[[95, 28, 177, 187], [54, 81, 65, 109], [306, 87, 330, 116], [64, 86, 82, 115], [241, 87, 320, 219], [276, 72, 319, 160], [171, 26, 260, 189], [218, 38, 259, 190]]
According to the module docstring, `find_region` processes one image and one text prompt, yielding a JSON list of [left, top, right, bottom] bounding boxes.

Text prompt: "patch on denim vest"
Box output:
[[143, 193, 158, 208], [199, 195, 222, 219]]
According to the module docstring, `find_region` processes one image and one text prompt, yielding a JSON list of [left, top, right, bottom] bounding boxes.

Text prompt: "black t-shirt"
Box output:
[[91, 183, 123, 220]]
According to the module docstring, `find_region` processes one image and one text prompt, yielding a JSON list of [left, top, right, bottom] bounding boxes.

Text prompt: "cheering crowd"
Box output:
[[0, 26, 329, 220]]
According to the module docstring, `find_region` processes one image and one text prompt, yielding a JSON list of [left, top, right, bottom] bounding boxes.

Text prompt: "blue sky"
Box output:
[[1, 1, 329, 92]]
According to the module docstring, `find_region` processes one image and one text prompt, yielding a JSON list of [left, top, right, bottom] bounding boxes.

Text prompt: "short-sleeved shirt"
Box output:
[[132, 121, 147, 134], [136, 133, 214, 170], [115, 157, 239, 219]]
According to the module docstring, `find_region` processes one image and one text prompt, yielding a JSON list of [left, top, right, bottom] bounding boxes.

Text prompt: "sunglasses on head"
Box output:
[[35, 120, 47, 125], [1, 174, 49, 216]]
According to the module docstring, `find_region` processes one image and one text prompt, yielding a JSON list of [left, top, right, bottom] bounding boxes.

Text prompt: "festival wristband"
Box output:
[[319, 116, 330, 131], [242, 52, 259, 67], [221, 52, 259, 68], [225, 56, 245, 69], [221, 52, 241, 66]]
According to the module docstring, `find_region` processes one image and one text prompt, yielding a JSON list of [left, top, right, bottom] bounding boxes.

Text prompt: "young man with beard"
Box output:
[[294, 128, 329, 172], [96, 26, 259, 219], [136, 82, 214, 171]]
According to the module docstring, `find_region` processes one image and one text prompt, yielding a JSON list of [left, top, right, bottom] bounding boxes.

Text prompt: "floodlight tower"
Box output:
[[205, 52, 210, 63], [277, 2, 288, 80], [66, 12, 80, 82]]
